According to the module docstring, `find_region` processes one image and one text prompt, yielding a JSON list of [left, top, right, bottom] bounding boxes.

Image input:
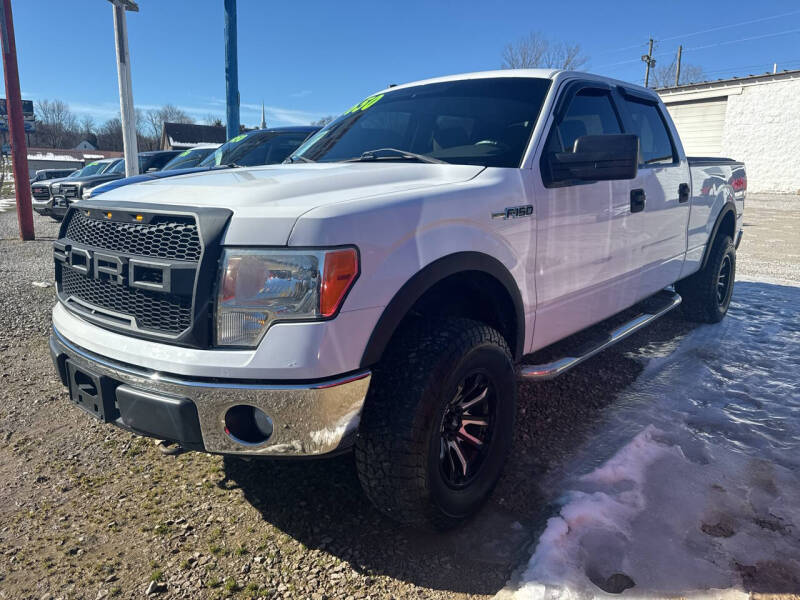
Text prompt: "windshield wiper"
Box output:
[[346, 148, 446, 164], [284, 155, 315, 164]]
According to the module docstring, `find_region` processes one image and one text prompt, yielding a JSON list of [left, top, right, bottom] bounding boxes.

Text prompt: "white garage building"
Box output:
[[658, 69, 800, 194]]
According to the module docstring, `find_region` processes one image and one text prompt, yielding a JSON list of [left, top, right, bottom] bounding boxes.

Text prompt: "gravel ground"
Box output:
[[0, 194, 794, 599]]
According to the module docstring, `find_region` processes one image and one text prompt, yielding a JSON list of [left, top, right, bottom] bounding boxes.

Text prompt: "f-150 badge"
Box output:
[[492, 205, 533, 220]]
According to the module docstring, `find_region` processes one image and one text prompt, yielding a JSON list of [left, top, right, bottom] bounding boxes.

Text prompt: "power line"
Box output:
[[598, 28, 800, 73], [659, 9, 800, 43], [684, 27, 800, 52], [591, 8, 800, 58]]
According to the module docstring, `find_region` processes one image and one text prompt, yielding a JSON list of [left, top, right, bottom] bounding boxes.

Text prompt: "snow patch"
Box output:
[[500, 280, 800, 598]]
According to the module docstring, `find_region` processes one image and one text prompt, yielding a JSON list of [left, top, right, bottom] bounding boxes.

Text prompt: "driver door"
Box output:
[[528, 84, 640, 351]]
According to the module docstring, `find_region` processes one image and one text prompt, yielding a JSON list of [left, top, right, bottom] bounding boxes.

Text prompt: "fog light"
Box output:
[[224, 405, 273, 445]]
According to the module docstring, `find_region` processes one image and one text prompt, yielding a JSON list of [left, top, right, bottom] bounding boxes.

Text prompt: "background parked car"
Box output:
[[48, 150, 180, 219], [158, 144, 220, 170], [88, 127, 318, 197], [29, 168, 78, 184], [32, 158, 121, 217]]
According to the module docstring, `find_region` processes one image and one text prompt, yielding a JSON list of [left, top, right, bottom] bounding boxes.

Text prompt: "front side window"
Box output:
[[545, 89, 622, 154], [292, 77, 552, 168], [622, 99, 675, 165]]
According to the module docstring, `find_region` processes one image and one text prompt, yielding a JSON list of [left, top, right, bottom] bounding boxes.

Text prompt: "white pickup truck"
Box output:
[[50, 69, 746, 529]]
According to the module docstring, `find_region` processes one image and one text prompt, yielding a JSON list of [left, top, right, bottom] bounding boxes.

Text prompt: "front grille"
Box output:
[[61, 268, 192, 335], [56, 204, 229, 347], [57, 209, 204, 339], [64, 210, 201, 261], [62, 184, 79, 199], [32, 187, 50, 200]]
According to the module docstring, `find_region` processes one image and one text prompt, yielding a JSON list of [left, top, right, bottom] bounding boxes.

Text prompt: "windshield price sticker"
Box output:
[[344, 94, 384, 115], [229, 134, 247, 144], [178, 150, 191, 157]]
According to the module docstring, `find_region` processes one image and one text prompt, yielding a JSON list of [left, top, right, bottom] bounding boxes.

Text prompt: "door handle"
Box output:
[[630, 189, 646, 213], [678, 183, 690, 203]]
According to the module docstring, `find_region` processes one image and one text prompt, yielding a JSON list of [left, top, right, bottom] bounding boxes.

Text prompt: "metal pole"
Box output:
[[224, 0, 240, 140], [0, 0, 33, 240], [644, 38, 654, 88], [675, 45, 682, 87], [112, 4, 139, 176]]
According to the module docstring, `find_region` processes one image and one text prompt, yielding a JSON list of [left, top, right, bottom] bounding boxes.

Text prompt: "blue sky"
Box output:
[[5, 0, 800, 127]]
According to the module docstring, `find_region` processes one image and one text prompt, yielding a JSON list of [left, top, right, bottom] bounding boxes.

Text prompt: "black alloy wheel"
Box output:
[[439, 371, 496, 489]]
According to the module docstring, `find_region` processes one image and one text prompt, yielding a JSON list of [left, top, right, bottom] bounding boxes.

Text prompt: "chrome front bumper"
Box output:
[[50, 328, 371, 457]]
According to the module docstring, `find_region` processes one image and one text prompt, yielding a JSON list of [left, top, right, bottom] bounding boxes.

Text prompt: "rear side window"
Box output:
[[545, 89, 622, 154], [622, 99, 675, 165]]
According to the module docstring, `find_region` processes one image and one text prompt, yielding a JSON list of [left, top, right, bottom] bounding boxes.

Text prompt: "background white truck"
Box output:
[[49, 69, 745, 529]]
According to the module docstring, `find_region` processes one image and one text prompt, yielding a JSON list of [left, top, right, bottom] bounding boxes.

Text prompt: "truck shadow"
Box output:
[[222, 310, 697, 595]]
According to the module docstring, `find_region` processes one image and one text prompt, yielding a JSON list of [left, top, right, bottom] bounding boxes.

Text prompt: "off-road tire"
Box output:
[[676, 234, 736, 323], [355, 317, 516, 530]]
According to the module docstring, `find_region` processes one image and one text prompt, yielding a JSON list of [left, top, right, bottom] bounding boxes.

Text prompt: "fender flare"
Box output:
[[359, 252, 525, 367], [700, 200, 737, 270]]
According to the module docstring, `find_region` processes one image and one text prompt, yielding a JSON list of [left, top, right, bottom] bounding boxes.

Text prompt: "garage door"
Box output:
[[664, 98, 727, 156]]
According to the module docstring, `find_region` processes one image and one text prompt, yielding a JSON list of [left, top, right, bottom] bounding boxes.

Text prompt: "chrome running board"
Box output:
[[518, 290, 682, 381]]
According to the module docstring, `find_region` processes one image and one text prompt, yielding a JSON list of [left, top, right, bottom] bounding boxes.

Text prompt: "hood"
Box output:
[[90, 167, 216, 197], [85, 162, 485, 245], [32, 176, 71, 189], [64, 172, 124, 187]]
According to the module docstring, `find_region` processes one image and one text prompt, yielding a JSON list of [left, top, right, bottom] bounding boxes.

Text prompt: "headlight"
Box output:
[[215, 247, 359, 347]]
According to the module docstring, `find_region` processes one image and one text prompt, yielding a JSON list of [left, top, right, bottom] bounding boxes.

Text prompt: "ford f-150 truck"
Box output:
[[49, 69, 745, 529]]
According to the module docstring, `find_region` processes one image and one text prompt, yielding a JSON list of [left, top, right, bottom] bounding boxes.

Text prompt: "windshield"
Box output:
[[108, 160, 126, 174], [291, 78, 551, 168], [162, 147, 216, 170], [199, 131, 312, 167], [80, 161, 110, 176]]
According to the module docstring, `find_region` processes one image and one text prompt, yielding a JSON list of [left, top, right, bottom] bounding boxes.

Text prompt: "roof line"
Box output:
[[656, 68, 800, 92]]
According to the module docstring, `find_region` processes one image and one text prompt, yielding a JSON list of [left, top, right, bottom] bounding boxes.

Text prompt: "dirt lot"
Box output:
[[0, 194, 795, 600]]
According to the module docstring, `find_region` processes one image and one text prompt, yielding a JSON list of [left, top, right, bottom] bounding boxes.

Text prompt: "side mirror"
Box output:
[[549, 134, 638, 183]]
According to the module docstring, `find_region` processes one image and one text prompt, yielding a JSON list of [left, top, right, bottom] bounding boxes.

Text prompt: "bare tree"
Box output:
[[310, 116, 334, 127], [96, 118, 124, 151], [501, 32, 588, 70], [143, 104, 194, 141], [202, 113, 224, 127], [78, 115, 95, 136], [650, 60, 705, 88], [33, 99, 79, 148]]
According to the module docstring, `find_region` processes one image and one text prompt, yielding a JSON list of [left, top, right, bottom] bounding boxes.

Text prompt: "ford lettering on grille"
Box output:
[[54, 241, 194, 294], [54, 209, 203, 339]]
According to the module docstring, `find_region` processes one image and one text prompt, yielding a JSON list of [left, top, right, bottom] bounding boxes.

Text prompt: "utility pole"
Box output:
[[0, 0, 33, 240], [641, 38, 656, 88], [675, 45, 682, 87], [109, 0, 139, 177], [224, 0, 240, 140]]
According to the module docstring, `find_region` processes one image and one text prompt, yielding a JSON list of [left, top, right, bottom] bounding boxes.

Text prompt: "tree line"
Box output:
[[29, 100, 224, 152], [501, 31, 705, 88]]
